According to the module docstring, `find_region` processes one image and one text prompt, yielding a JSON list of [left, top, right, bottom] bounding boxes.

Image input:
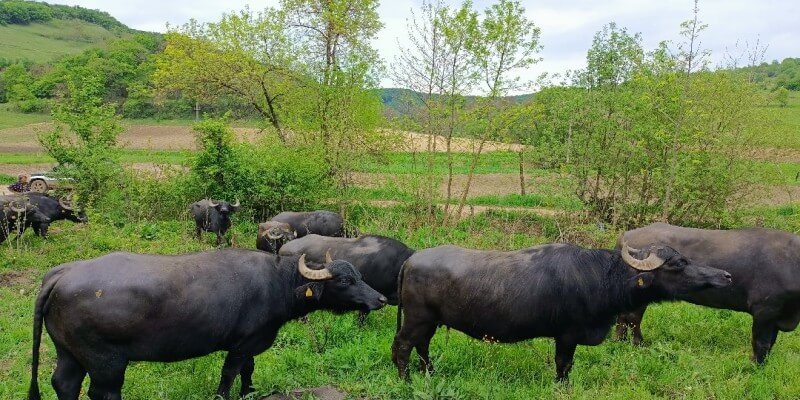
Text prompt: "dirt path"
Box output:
[[367, 199, 562, 218]]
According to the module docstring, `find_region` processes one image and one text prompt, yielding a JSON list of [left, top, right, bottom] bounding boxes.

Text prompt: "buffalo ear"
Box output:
[[295, 282, 324, 301], [631, 272, 655, 289]]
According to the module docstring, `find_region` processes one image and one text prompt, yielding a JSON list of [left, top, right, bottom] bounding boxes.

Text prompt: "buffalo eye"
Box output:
[[338, 277, 353, 286]]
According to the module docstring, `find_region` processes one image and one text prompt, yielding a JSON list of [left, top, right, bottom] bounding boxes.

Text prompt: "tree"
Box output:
[[584, 22, 643, 88], [453, 0, 541, 219], [39, 68, 123, 206], [154, 8, 296, 140], [282, 0, 387, 211], [775, 86, 789, 107]]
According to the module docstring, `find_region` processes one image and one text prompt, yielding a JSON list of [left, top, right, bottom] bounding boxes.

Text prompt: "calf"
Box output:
[[190, 199, 239, 245]]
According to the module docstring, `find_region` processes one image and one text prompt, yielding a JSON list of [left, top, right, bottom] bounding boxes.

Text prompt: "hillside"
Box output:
[[0, 18, 124, 63]]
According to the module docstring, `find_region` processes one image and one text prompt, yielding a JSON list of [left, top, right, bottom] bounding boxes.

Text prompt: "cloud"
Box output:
[[50, 0, 798, 89]]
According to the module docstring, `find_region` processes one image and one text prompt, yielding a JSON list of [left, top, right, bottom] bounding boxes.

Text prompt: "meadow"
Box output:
[[1, 94, 799, 399]]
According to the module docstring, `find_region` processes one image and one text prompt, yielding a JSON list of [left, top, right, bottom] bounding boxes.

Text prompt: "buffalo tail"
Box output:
[[395, 260, 409, 334], [28, 270, 62, 400]]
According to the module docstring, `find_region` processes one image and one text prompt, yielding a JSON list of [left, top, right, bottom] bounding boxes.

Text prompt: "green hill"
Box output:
[[0, 0, 138, 64], [0, 18, 125, 63]]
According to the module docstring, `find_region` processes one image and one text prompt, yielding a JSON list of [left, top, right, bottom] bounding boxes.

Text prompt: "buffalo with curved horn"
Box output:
[[392, 241, 732, 381], [28, 250, 387, 400], [189, 199, 240, 245]]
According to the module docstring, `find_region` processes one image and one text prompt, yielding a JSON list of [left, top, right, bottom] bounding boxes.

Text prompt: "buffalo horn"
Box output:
[[621, 242, 665, 271], [207, 199, 218, 207], [9, 199, 26, 213], [298, 254, 333, 280], [232, 198, 240, 208], [325, 249, 333, 264], [266, 227, 283, 240], [59, 196, 74, 210]]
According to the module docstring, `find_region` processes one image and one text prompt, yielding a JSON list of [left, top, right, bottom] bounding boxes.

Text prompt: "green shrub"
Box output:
[[189, 117, 333, 220]]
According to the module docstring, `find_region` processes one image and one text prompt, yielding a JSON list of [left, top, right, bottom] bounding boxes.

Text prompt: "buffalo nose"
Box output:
[[723, 272, 732, 281], [379, 296, 388, 305]]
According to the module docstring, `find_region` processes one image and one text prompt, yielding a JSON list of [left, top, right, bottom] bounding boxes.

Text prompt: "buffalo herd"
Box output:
[[22, 197, 800, 399]]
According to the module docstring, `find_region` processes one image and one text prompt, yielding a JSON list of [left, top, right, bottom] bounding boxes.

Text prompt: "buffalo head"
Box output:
[[621, 242, 732, 296], [296, 254, 387, 313]]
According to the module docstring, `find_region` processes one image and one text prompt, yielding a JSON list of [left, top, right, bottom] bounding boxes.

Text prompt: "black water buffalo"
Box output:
[[614, 223, 800, 363], [392, 242, 732, 381], [256, 220, 296, 253], [190, 199, 239, 245], [0, 195, 50, 244], [279, 234, 415, 322], [28, 251, 387, 400], [22, 193, 87, 237], [270, 210, 345, 238]]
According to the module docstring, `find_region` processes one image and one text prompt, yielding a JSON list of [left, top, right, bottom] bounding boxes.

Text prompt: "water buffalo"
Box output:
[[270, 210, 345, 238], [614, 223, 800, 363], [22, 193, 87, 237], [392, 242, 731, 381], [279, 234, 415, 322], [190, 199, 239, 245], [256, 221, 296, 253], [28, 251, 387, 400], [0, 195, 50, 244]]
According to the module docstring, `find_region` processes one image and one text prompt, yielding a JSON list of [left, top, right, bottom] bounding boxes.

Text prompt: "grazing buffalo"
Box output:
[[614, 223, 800, 363], [270, 211, 345, 238], [190, 199, 239, 245], [392, 242, 732, 381], [22, 193, 87, 237], [0, 196, 50, 244], [279, 234, 415, 322], [28, 251, 387, 400], [256, 221, 296, 253]]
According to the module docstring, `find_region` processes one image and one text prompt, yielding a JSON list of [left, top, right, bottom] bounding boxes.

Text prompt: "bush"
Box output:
[[189, 117, 333, 221]]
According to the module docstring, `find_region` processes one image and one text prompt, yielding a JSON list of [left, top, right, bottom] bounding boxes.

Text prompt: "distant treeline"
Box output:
[[743, 58, 800, 91], [0, 0, 129, 32]]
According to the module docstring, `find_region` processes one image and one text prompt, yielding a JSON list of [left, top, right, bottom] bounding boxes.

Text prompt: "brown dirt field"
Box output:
[[392, 130, 523, 153], [0, 163, 55, 177], [0, 123, 266, 152], [353, 172, 569, 199], [0, 122, 521, 153], [261, 386, 351, 400]]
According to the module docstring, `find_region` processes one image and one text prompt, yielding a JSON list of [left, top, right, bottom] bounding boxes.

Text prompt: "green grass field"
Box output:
[[0, 19, 122, 64], [0, 108, 51, 129], [753, 92, 800, 150], [1, 208, 799, 399]]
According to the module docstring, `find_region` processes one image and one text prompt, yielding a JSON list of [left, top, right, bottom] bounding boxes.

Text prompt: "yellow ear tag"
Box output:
[[637, 277, 645, 287], [305, 287, 313, 298]]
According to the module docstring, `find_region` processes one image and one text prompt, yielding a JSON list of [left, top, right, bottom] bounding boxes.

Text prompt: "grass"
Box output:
[[752, 92, 800, 150], [0, 150, 191, 166], [0, 108, 51, 129], [0, 19, 122, 64], [1, 207, 799, 399], [0, 172, 14, 184], [356, 151, 524, 174]]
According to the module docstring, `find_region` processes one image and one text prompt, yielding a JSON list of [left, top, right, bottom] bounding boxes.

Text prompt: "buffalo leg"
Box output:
[[239, 356, 256, 397], [751, 318, 778, 364], [51, 347, 86, 400], [554, 337, 577, 382], [615, 305, 646, 345], [216, 352, 249, 399], [393, 316, 436, 380], [195, 226, 202, 241], [86, 358, 128, 400], [415, 326, 437, 374]]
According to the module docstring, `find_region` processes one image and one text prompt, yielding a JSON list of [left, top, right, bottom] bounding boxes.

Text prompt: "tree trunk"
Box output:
[[518, 149, 526, 196], [454, 138, 486, 221]]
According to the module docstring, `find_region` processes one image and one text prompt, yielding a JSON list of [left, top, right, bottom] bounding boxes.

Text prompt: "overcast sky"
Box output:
[[53, 0, 799, 90]]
